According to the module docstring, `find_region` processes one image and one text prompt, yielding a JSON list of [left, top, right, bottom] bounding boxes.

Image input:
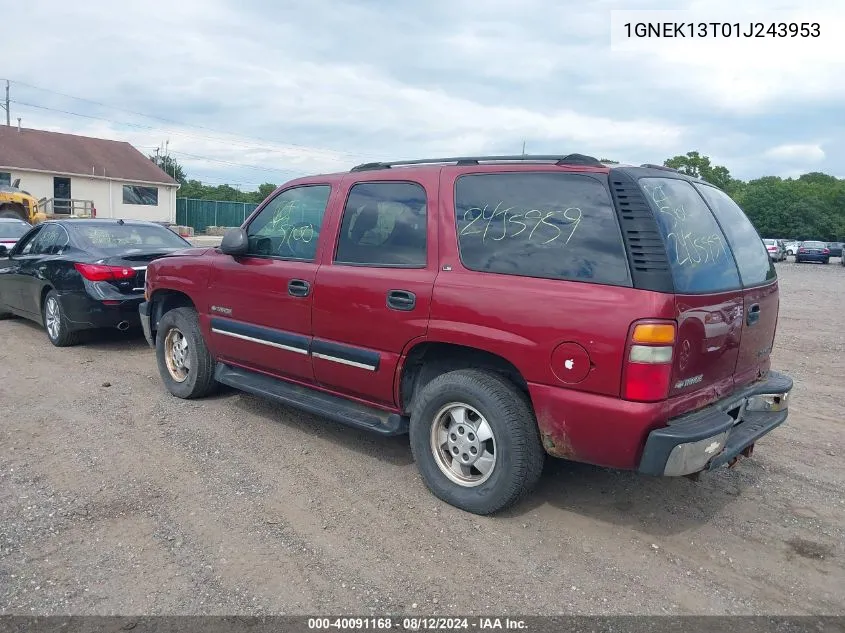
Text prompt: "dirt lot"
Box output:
[[1, 260, 843, 616]]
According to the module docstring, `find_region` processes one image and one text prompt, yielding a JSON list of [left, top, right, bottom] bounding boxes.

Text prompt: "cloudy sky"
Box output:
[[4, 0, 844, 190]]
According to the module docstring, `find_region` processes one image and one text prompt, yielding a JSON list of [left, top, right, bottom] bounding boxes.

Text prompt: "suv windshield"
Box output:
[[639, 177, 740, 293]]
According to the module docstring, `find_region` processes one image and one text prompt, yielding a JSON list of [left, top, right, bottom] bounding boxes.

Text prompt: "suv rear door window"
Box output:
[[334, 182, 427, 268], [454, 172, 630, 286], [639, 177, 740, 293], [694, 184, 775, 287]]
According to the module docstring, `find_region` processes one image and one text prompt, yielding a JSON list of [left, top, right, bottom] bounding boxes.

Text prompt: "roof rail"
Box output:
[[349, 153, 605, 172], [640, 163, 681, 173]]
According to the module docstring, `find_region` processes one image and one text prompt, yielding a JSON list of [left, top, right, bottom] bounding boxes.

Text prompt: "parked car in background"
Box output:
[[763, 239, 786, 261], [0, 218, 32, 251], [139, 156, 792, 515], [825, 242, 843, 258], [794, 240, 830, 264], [784, 240, 801, 256], [0, 219, 191, 346]]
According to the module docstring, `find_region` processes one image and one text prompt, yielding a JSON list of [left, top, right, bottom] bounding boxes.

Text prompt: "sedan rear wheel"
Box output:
[[42, 290, 81, 347]]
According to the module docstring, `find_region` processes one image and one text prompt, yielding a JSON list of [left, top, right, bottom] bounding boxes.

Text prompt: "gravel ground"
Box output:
[[1, 259, 843, 616]]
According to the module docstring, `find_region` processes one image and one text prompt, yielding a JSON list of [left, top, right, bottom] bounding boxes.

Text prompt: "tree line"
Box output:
[[152, 151, 845, 241]]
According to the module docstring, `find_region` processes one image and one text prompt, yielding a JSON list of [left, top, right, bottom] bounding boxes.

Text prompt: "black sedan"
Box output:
[[0, 219, 191, 346], [826, 242, 843, 258], [794, 240, 830, 264]]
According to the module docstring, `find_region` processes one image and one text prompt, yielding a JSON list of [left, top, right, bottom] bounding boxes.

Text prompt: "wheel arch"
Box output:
[[148, 289, 197, 341], [398, 341, 530, 414]]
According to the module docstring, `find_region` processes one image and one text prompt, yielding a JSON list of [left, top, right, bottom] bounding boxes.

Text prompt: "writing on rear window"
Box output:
[[455, 173, 631, 286], [459, 203, 582, 245], [639, 177, 740, 293], [641, 181, 728, 267]]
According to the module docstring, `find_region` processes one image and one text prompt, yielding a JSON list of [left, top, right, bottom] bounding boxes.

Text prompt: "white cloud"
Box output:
[[764, 143, 826, 162], [3, 0, 844, 187]]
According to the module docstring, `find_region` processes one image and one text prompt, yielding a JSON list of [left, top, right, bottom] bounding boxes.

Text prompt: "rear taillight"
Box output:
[[823, 248, 830, 254], [92, 206, 97, 218], [798, 248, 807, 253], [74, 263, 135, 281], [623, 321, 676, 402]]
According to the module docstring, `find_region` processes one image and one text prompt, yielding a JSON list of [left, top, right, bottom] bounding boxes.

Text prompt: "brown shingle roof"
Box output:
[[0, 126, 177, 185]]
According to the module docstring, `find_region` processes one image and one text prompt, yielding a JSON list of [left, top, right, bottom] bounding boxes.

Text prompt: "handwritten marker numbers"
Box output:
[[460, 202, 583, 246]]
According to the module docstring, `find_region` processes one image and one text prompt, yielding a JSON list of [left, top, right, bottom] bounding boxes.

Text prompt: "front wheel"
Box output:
[[409, 369, 545, 515], [155, 307, 217, 399]]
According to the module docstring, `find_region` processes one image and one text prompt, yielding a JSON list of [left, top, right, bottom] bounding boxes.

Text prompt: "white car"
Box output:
[[783, 240, 801, 256], [0, 218, 32, 251]]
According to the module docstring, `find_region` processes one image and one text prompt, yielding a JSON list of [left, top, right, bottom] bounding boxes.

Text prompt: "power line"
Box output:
[[136, 145, 309, 177], [6, 80, 379, 160], [12, 99, 354, 173]]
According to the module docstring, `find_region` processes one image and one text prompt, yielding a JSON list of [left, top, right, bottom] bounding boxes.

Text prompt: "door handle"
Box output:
[[747, 303, 761, 326], [288, 279, 311, 297], [387, 290, 416, 311]]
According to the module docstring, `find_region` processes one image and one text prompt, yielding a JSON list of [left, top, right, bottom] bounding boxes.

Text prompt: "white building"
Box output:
[[0, 126, 179, 222]]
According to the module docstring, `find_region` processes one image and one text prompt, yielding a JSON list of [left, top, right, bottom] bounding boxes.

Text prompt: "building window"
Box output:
[[0, 172, 10, 186], [123, 185, 159, 206]]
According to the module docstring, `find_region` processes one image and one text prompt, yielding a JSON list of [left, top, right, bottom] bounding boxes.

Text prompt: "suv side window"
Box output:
[[455, 172, 631, 286], [694, 184, 775, 287], [639, 177, 741, 293], [245, 185, 331, 260], [334, 182, 427, 267]]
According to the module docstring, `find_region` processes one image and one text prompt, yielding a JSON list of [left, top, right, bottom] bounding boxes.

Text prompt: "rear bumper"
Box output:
[[139, 301, 154, 348], [795, 253, 828, 261], [59, 291, 144, 331], [638, 371, 793, 476]]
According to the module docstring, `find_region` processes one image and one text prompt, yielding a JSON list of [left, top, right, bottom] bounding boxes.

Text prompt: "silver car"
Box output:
[[0, 218, 32, 251], [763, 238, 786, 262]]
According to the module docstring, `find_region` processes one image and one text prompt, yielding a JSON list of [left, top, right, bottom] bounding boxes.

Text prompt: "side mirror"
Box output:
[[0, 245, 8, 257], [220, 228, 249, 256]]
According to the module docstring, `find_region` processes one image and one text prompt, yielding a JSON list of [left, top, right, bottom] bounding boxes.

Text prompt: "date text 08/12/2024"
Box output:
[[623, 22, 821, 38], [307, 617, 528, 630]]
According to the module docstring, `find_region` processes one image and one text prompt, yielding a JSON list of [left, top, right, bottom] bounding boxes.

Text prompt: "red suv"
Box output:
[[139, 154, 793, 515]]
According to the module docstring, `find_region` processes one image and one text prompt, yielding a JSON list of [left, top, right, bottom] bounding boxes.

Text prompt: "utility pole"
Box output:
[[4, 80, 10, 127]]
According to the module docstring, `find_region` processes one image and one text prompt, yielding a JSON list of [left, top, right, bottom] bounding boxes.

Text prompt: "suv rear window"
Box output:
[[694, 184, 775, 287], [639, 177, 740, 293], [454, 172, 630, 286]]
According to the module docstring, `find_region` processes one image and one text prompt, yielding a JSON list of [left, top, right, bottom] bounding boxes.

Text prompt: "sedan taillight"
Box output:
[[74, 263, 136, 281]]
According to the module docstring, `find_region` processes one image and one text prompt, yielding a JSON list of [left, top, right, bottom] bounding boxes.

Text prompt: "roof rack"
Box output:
[[350, 153, 605, 172], [640, 163, 681, 173]]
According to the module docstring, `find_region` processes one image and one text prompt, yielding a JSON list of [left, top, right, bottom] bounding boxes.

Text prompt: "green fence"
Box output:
[[176, 198, 259, 232]]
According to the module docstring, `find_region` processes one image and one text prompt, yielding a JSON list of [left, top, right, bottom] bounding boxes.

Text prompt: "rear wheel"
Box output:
[[42, 290, 81, 347], [155, 307, 217, 399], [409, 369, 545, 515]]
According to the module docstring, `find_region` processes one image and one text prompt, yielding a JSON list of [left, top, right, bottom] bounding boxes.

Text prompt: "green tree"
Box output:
[[664, 151, 737, 193], [149, 154, 187, 185]]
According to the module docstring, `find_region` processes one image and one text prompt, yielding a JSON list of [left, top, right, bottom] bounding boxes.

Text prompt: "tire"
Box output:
[[0, 206, 27, 221], [155, 307, 217, 399], [42, 290, 81, 347], [409, 369, 545, 515], [824, 258, 830, 264]]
